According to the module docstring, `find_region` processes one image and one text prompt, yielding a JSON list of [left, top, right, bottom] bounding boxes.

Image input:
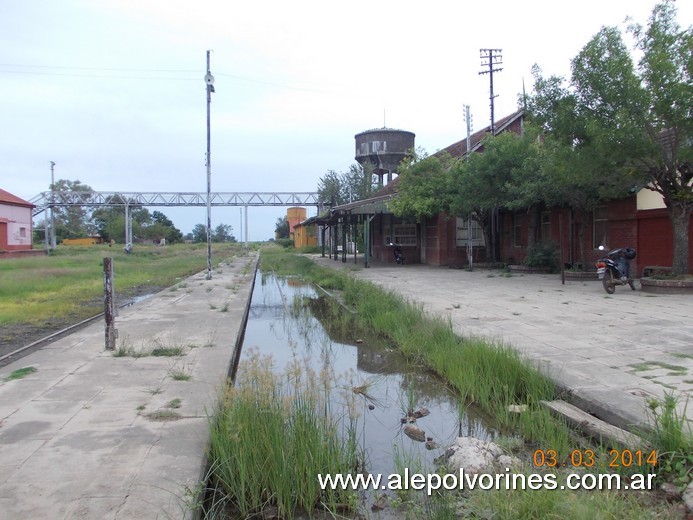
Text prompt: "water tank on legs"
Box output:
[[355, 128, 415, 184]]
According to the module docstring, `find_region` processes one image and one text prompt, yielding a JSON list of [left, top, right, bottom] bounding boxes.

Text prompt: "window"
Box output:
[[456, 217, 485, 247], [19, 227, 27, 238], [593, 206, 608, 249], [385, 224, 417, 246], [513, 214, 522, 247], [541, 212, 551, 241]]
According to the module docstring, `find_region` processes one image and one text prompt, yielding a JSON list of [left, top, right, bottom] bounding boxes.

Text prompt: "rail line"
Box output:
[[0, 298, 146, 366]]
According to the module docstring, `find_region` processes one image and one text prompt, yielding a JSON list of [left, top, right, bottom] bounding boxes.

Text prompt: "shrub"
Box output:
[[523, 241, 559, 270]]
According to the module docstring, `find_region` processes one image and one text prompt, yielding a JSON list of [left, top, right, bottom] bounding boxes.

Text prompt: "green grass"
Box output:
[[3, 366, 37, 381], [151, 346, 185, 357], [645, 394, 693, 489], [253, 249, 687, 518], [169, 365, 192, 381], [0, 243, 241, 327], [205, 351, 361, 518], [305, 270, 570, 451], [629, 361, 688, 374]]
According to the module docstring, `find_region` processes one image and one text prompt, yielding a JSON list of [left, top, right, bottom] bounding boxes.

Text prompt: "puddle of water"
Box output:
[[238, 271, 497, 477]]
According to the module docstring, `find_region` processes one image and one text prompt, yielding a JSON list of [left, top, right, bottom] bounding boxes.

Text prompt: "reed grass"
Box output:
[[205, 350, 361, 518], [306, 274, 572, 453], [646, 393, 693, 488]]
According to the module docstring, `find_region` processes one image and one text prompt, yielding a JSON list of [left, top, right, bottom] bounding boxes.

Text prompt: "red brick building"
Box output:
[[501, 193, 693, 277], [324, 111, 692, 274]]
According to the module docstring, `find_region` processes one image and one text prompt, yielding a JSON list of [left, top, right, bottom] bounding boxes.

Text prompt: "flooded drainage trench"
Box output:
[[234, 270, 497, 478]]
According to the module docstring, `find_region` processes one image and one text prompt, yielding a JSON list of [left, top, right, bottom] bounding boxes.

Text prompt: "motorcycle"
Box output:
[[595, 245, 637, 294], [390, 243, 404, 265]]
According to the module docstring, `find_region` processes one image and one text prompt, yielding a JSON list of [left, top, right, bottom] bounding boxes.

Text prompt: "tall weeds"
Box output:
[[316, 274, 571, 452], [206, 351, 361, 518]]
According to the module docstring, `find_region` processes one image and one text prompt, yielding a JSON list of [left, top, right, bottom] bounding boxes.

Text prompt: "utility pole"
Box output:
[[479, 49, 502, 263], [204, 50, 215, 280], [464, 105, 473, 270], [479, 49, 503, 135], [50, 161, 56, 250]]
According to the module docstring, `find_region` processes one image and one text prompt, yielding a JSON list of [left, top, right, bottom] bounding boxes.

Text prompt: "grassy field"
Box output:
[[0, 243, 244, 335]]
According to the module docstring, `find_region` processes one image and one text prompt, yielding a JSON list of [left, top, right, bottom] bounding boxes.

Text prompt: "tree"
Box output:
[[50, 179, 95, 239], [92, 204, 183, 244], [149, 211, 184, 243], [92, 205, 126, 242], [275, 217, 289, 239], [390, 135, 543, 262], [212, 223, 235, 243], [191, 224, 207, 243], [317, 163, 378, 207], [567, 0, 691, 274], [388, 149, 455, 222], [526, 66, 641, 267]]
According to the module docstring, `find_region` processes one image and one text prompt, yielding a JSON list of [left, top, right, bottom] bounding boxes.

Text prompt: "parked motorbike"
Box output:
[[595, 245, 637, 294], [390, 243, 404, 265]]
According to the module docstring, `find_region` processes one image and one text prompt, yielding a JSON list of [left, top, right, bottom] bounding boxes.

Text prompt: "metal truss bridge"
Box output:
[[30, 191, 322, 217]]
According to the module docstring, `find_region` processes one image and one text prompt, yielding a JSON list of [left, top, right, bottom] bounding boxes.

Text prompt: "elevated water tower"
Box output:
[[355, 128, 415, 185]]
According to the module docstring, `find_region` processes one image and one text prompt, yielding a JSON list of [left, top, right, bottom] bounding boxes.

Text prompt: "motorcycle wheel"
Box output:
[[628, 279, 636, 291], [602, 271, 615, 294]]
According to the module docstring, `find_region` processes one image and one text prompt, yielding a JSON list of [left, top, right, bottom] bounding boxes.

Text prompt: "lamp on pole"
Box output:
[[204, 50, 215, 280], [50, 161, 56, 250]]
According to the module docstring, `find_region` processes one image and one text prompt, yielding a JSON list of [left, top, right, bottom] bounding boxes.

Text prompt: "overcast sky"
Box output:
[[1, 0, 690, 240]]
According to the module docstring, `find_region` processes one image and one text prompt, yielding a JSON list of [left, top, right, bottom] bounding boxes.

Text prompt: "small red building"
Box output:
[[0, 189, 36, 258]]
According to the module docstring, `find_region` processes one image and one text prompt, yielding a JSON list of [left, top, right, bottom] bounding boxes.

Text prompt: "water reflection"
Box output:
[[239, 271, 496, 477]]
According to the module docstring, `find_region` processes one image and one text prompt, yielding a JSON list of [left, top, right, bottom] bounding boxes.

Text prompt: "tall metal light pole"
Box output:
[[50, 161, 56, 250], [204, 50, 215, 280]]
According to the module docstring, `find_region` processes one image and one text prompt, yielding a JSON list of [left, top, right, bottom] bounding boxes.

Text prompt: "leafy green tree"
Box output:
[[149, 211, 183, 243], [391, 135, 542, 262], [274, 217, 289, 239], [317, 163, 378, 207], [566, 0, 691, 274], [446, 131, 543, 261], [526, 66, 640, 267], [49, 179, 95, 239], [92, 205, 125, 242], [388, 149, 455, 222], [212, 223, 235, 243], [93, 206, 182, 244], [191, 223, 208, 243]]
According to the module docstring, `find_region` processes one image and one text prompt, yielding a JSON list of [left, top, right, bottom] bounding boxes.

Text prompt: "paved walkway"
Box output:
[[0, 253, 258, 519], [311, 255, 693, 431]]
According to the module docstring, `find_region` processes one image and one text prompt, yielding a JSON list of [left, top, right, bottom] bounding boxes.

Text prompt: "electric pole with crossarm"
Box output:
[[479, 48, 503, 135]]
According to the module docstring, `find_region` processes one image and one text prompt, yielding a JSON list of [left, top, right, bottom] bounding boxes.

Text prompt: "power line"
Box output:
[[0, 63, 357, 95]]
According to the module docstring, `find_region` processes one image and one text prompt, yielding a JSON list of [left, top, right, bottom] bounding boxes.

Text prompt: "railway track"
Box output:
[[0, 297, 148, 368]]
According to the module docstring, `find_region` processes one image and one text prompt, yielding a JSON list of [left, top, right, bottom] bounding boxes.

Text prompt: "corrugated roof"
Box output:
[[0, 189, 34, 207], [440, 110, 524, 158]]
